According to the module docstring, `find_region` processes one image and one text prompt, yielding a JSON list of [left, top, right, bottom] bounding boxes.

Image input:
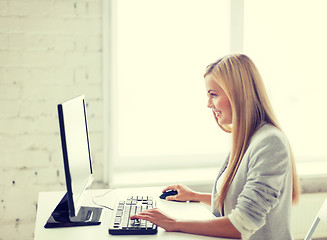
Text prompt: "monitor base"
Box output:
[[44, 192, 102, 228]]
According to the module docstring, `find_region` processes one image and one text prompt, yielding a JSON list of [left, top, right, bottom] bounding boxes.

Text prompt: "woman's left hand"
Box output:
[[130, 208, 178, 232]]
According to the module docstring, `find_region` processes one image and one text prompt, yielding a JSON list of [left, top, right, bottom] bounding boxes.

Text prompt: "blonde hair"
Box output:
[[204, 54, 300, 210]]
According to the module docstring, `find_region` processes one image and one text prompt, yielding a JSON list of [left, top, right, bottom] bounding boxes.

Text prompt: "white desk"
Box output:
[[34, 187, 234, 240]]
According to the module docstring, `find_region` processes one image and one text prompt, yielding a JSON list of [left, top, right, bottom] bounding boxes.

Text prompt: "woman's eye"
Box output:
[[210, 93, 217, 98]]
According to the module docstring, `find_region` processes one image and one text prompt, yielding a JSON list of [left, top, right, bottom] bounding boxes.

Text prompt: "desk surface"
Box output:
[[34, 187, 234, 240]]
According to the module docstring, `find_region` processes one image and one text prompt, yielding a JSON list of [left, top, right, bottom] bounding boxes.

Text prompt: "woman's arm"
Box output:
[[175, 216, 241, 238], [162, 184, 212, 205], [131, 208, 241, 239], [189, 192, 212, 205]]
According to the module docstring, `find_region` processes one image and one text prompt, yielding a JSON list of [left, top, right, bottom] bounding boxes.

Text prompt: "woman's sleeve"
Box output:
[[228, 208, 258, 240], [228, 134, 290, 238]]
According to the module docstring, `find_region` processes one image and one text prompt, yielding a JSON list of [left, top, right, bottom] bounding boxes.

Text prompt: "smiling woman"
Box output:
[[130, 54, 300, 240]]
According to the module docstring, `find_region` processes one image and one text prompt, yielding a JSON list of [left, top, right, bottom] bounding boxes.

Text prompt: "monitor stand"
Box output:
[[44, 193, 102, 228]]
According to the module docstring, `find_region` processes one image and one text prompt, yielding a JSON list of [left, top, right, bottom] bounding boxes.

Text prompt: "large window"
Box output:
[[104, 0, 327, 183], [243, 0, 327, 162], [108, 0, 231, 172]]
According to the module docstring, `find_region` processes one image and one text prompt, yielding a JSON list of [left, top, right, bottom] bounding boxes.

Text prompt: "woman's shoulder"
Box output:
[[246, 123, 291, 169], [248, 123, 290, 160], [251, 123, 288, 147]]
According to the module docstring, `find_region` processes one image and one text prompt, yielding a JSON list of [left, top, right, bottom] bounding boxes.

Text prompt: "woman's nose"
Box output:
[[207, 99, 212, 108]]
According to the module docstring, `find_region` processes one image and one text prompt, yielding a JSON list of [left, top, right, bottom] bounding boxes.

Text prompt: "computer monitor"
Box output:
[[44, 95, 102, 228]]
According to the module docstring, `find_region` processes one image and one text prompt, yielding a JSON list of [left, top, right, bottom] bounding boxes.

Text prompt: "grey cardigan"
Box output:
[[211, 124, 293, 240]]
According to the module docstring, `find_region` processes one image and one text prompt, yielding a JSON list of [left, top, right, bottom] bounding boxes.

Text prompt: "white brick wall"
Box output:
[[0, 0, 104, 239]]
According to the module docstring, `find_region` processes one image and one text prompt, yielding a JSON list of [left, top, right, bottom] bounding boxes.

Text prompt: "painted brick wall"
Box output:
[[0, 0, 104, 239]]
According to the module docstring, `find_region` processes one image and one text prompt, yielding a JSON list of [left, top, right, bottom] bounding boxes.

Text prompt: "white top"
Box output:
[[215, 168, 227, 195]]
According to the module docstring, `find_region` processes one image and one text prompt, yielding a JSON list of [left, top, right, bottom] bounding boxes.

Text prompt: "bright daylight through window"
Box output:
[[243, 0, 327, 163], [113, 0, 231, 171], [106, 0, 327, 177]]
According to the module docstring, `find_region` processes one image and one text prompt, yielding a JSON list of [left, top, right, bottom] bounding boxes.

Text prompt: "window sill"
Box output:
[[297, 161, 327, 193], [111, 161, 327, 194]]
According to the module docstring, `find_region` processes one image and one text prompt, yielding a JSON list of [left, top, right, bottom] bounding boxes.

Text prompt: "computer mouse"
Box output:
[[159, 190, 178, 199]]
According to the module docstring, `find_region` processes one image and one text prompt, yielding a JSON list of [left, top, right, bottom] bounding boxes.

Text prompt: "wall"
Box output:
[[291, 193, 327, 239], [0, 0, 104, 239]]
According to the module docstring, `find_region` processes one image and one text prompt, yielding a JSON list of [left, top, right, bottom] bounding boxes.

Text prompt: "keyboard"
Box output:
[[108, 195, 158, 235]]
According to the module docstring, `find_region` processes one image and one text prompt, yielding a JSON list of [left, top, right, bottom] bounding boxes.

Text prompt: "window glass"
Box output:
[[244, 0, 327, 161], [116, 0, 231, 170]]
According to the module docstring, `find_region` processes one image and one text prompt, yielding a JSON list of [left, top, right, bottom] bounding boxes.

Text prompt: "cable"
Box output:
[[92, 189, 115, 211]]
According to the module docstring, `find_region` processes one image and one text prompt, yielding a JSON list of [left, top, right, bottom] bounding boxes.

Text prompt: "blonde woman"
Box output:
[[131, 54, 300, 240]]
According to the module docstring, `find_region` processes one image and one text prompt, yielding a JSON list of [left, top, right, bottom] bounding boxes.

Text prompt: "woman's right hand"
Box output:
[[162, 184, 198, 202]]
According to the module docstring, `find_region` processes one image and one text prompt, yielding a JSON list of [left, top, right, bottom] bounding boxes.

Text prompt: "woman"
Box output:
[[131, 54, 300, 240]]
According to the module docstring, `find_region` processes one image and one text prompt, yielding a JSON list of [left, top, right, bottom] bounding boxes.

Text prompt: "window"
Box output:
[[243, 0, 327, 162], [104, 0, 327, 186], [105, 0, 232, 174]]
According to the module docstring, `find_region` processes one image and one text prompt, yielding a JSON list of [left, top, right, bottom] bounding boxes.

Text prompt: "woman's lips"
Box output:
[[213, 110, 222, 118]]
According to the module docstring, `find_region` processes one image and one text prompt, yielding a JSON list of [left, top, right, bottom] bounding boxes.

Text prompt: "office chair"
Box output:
[[304, 197, 327, 240]]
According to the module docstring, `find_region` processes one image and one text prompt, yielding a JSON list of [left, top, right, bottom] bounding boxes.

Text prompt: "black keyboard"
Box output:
[[108, 195, 158, 235]]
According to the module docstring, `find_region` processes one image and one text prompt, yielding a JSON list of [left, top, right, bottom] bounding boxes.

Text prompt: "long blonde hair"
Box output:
[[204, 54, 300, 210]]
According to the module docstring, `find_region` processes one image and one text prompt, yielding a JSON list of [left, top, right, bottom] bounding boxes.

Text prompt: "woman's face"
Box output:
[[205, 74, 232, 125]]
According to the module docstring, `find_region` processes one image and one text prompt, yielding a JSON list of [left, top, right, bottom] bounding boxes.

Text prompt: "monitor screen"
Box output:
[[58, 95, 93, 217]]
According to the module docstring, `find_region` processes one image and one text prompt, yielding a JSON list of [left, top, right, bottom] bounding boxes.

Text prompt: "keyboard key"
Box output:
[[114, 217, 121, 224], [116, 210, 123, 217]]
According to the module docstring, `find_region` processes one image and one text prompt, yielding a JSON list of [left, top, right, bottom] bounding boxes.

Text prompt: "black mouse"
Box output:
[[160, 190, 178, 199]]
